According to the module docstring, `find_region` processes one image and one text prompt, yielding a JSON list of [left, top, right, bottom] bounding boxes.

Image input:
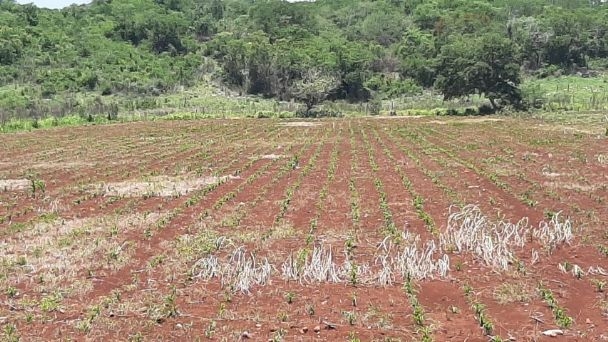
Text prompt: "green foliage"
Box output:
[[1, 0, 608, 121], [435, 33, 523, 111]]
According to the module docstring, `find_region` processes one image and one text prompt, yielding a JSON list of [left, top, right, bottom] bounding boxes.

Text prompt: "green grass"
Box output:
[[3, 75, 608, 134], [522, 75, 608, 111]]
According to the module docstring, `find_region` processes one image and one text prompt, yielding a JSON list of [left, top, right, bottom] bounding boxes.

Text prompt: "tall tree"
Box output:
[[435, 34, 523, 111]]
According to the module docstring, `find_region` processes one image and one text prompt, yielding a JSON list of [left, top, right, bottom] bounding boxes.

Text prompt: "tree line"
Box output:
[[1, 0, 608, 114]]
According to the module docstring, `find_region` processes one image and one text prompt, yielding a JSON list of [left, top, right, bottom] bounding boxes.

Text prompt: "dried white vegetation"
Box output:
[[191, 205, 574, 293], [192, 246, 272, 294], [194, 241, 449, 294], [441, 205, 573, 270], [375, 234, 450, 283], [558, 265, 608, 278], [532, 212, 573, 248], [441, 205, 529, 270], [281, 246, 341, 283], [587, 266, 608, 276]]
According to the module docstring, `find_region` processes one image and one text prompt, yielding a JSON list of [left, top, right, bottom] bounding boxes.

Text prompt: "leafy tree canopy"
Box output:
[[1, 0, 608, 113]]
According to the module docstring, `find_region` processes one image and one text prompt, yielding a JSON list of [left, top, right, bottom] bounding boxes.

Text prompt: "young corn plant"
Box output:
[[371, 128, 439, 236], [274, 140, 323, 224], [463, 284, 496, 337], [403, 275, 433, 341], [538, 283, 574, 328], [360, 128, 399, 240]]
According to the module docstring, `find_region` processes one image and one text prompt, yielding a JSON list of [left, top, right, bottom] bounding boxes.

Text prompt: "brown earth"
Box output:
[[0, 117, 606, 341]]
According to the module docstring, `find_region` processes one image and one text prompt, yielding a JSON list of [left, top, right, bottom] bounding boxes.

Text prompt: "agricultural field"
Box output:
[[0, 116, 607, 341]]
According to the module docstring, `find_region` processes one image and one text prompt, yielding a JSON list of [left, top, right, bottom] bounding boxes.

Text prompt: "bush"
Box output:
[[367, 99, 381, 115], [464, 107, 478, 116], [107, 104, 119, 120], [477, 104, 496, 115], [295, 107, 343, 118], [278, 111, 294, 118], [101, 85, 113, 96], [446, 108, 460, 116], [256, 111, 274, 118], [365, 76, 423, 98], [535, 65, 562, 79]]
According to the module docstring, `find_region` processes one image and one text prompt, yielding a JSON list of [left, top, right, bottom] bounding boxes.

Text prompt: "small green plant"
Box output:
[[347, 331, 361, 342], [472, 303, 485, 316], [349, 262, 359, 286], [554, 307, 574, 328], [218, 302, 227, 318], [343, 310, 357, 325], [270, 328, 286, 342], [149, 255, 164, 268], [545, 210, 557, 220], [25, 312, 34, 324], [40, 294, 61, 312], [277, 311, 288, 322], [455, 261, 463, 271], [284, 291, 295, 304], [463, 284, 473, 296], [418, 326, 433, 342], [3, 323, 19, 342], [29, 177, 46, 198], [592, 279, 606, 292], [6, 286, 18, 298], [75, 319, 92, 333], [204, 320, 216, 338], [128, 332, 144, 342], [345, 235, 356, 257], [412, 304, 425, 326], [482, 319, 494, 335], [162, 286, 179, 319], [538, 283, 574, 328]]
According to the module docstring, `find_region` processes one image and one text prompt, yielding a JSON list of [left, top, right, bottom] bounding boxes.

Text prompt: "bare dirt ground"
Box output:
[[0, 117, 607, 341]]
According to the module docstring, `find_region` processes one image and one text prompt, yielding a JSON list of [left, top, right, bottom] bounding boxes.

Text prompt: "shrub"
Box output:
[[295, 107, 343, 118], [446, 108, 460, 116], [256, 111, 274, 118], [368, 99, 381, 116], [478, 104, 496, 115], [464, 107, 478, 116]]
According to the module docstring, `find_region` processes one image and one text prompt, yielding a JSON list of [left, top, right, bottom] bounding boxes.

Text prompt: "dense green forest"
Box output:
[[1, 0, 608, 120]]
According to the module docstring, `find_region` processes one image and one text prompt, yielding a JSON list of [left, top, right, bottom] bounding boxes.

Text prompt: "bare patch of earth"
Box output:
[[259, 154, 286, 160], [543, 181, 604, 192], [0, 179, 30, 191], [89, 175, 239, 197], [279, 122, 322, 127], [429, 118, 505, 125]]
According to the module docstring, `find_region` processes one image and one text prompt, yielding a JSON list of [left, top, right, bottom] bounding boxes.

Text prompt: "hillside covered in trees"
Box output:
[[1, 0, 608, 118]]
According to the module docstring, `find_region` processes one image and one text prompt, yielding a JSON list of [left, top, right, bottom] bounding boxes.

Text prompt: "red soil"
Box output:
[[1, 117, 606, 341]]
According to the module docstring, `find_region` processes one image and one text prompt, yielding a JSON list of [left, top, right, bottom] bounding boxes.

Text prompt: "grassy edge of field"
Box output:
[[3, 75, 608, 134]]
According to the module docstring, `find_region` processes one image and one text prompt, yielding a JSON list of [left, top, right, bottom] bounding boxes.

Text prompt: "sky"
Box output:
[[15, 0, 91, 9]]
